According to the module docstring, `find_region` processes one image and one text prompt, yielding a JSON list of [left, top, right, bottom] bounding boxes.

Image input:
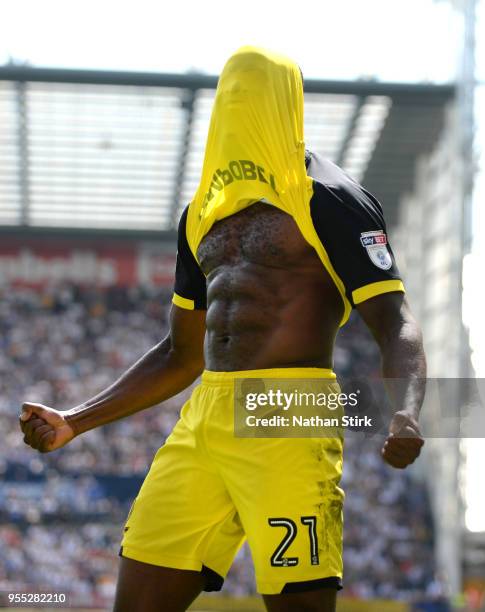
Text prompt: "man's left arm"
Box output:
[[357, 291, 426, 469]]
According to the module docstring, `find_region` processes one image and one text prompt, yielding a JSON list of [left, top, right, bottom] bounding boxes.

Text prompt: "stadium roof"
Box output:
[[0, 66, 455, 237]]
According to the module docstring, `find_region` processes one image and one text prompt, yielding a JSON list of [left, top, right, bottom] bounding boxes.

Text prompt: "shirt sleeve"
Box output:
[[310, 181, 405, 307], [172, 206, 207, 310]]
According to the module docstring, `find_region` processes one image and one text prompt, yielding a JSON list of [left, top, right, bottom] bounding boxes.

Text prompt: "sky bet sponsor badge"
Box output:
[[360, 230, 392, 270]]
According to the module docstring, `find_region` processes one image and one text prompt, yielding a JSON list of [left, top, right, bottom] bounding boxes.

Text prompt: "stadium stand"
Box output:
[[0, 284, 443, 608]]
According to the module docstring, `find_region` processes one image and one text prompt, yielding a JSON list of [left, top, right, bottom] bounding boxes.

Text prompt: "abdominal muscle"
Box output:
[[197, 202, 344, 372], [203, 261, 342, 371]]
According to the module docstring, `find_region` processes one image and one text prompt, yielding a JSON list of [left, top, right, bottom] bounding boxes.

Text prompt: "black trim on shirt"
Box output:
[[173, 206, 207, 310], [307, 152, 403, 307]]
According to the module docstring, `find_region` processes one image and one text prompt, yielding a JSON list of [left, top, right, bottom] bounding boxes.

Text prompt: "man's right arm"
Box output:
[[19, 305, 206, 453]]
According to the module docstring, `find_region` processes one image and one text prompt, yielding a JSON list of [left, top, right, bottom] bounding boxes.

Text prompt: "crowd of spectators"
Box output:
[[0, 284, 440, 607]]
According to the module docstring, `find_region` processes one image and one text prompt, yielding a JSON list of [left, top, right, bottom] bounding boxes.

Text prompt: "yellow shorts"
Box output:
[[120, 368, 344, 595]]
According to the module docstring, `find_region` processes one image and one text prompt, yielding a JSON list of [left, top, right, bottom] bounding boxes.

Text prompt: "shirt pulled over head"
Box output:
[[186, 46, 312, 258]]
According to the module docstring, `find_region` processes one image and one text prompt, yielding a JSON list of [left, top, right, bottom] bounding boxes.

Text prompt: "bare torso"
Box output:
[[197, 202, 344, 371]]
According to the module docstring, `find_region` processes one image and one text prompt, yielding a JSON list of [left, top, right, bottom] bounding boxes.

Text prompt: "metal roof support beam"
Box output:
[[170, 89, 196, 227], [15, 81, 30, 226], [335, 95, 366, 167], [0, 66, 455, 101]]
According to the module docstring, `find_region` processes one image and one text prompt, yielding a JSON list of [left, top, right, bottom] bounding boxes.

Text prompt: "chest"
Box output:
[[196, 202, 315, 274]]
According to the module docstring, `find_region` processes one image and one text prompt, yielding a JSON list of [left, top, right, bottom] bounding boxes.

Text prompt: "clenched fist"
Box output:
[[381, 411, 424, 469], [19, 403, 76, 453]]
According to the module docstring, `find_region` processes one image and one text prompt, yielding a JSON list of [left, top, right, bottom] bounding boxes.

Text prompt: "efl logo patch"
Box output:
[[360, 231, 392, 270]]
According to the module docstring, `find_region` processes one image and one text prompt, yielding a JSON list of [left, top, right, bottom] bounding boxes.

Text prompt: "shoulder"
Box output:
[[178, 204, 189, 228], [306, 150, 384, 225], [177, 205, 193, 247]]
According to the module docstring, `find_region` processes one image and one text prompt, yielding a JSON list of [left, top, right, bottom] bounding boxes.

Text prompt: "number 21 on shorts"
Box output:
[[268, 516, 319, 567]]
